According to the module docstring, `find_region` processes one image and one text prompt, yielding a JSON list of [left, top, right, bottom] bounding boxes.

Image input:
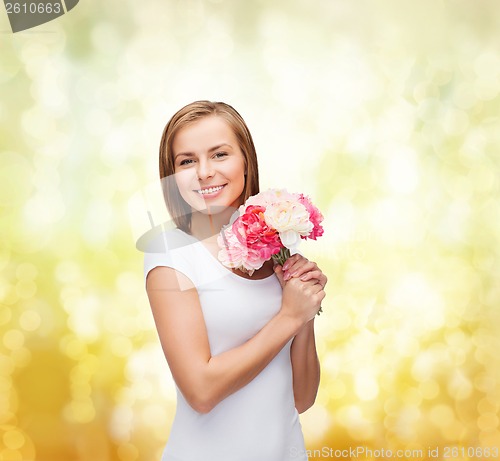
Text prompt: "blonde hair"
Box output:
[[158, 100, 260, 234]]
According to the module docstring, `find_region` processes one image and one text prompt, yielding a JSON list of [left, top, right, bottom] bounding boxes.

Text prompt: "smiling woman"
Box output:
[[144, 100, 326, 461]]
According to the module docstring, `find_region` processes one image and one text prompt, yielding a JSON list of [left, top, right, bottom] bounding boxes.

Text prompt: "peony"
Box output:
[[217, 226, 264, 276], [264, 201, 313, 250], [232, 205, 283, 259], [297, 193, 324, 240], [217, 228, 247, 269]]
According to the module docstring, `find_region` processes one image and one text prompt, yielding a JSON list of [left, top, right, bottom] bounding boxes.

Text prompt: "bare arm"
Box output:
[[290, 319, 320, 413], [146, 265, 324, 414], [275, 255, 327, 413]]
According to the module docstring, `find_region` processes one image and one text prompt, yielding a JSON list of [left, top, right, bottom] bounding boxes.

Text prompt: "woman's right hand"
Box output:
[[274, 265, 325, 325]]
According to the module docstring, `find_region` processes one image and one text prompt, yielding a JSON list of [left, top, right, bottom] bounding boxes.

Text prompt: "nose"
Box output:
[[196, 159, 215, 180]]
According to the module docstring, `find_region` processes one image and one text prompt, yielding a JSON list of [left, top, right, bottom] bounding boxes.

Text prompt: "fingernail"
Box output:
[[284, 273, 290, 280], [300, 275, 307, 280]]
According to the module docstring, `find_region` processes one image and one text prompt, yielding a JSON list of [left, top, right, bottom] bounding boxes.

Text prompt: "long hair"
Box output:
[[158, 100, 260, 234]]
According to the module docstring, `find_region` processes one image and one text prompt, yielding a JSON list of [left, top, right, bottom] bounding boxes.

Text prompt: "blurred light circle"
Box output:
[[354, 368, 379, 401], [474, 76, 499, 101], [429, 404, 455, 428], [477, 413, 499, 431], [443, 108, 469, 135], [300, 405, 331, 443], [10, 348, 31, 368], [419, 380, 440, 399], [2, 429, 24, 450], [0, 425, 35, 460], [328, 379, 346, 400], [0, 306, 12, 327], [417, 98, 444, 122], [23, 192, 66, 228], [452, 83, 477, 110], [448, 369, 474, 400], [474, 51, 500, 77], [55, 261, 81, 284], [112, 336, 133, 358], [15, 263, 38, 281], [0, 153, 33, 208], [19, 310, 42, 332], [2, 330, 24, 351], [15, 280, 37, 299], [477, 397, 497, 415], [59, 335, 88, 360]]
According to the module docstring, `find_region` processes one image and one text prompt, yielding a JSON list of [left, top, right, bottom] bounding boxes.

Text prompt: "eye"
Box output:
[[214, 152, 228, 159], [179, 158, 194, 166]]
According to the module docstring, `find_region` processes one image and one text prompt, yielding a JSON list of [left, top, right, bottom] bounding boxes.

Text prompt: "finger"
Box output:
[[288, 260, 315, 273], [302, 272, 327, 289], [284, 261, 316, 280], [298, 269, 322, 282], [273, 264, 286, 288], [297, 278, 324, 293], [282, 254, 306, 271], [286, 262, 319, 279]]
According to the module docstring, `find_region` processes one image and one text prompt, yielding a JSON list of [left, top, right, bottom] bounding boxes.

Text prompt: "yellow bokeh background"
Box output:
[[1, 1, 500, 460]]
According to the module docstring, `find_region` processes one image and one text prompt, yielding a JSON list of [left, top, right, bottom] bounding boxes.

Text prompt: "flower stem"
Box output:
[[271, 247, 291, 266]]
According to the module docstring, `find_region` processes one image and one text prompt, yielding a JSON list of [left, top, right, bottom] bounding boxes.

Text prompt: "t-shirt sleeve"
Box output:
[[143, 231, 196, 290]]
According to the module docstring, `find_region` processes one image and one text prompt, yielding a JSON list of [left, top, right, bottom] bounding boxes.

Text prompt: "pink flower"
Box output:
[[232, 205, 283, 260], [217, 229, 247, 270], [217, 226, 266, 276], [297, 194, 324, 240]]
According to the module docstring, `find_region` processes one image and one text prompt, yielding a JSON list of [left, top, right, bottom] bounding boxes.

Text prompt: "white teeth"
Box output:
[[197, 185, 224, 195]]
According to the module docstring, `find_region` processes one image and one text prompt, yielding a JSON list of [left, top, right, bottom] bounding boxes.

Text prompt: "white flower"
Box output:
[[264, 201, 313, 250], [279, 230, 300, 249]]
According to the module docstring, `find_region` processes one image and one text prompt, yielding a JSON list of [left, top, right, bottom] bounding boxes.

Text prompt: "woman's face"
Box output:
[[172, 116, 246, 214]]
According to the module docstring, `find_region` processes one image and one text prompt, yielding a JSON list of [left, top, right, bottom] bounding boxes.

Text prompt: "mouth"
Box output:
[[194, 184, 227, 196]]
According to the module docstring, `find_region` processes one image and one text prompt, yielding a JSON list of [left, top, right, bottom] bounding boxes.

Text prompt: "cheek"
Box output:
[[226, 159, 246, 181], [174, 171, 193, 197], [174, 169, 190, 185]]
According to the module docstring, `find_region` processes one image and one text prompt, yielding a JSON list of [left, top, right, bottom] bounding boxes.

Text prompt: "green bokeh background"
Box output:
[[1, 1, 500, 460]]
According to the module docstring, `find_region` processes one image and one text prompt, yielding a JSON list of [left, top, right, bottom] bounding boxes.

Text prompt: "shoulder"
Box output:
[[142, 227, 200, 289], [142, 227, 196, 254], [146, 265, 196, 293]]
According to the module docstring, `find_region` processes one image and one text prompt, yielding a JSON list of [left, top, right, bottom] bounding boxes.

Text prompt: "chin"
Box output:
[[196, 204, 238, 216]]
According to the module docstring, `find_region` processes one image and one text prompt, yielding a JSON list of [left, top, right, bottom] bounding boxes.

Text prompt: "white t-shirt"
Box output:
[[143, 228, 308, 461]]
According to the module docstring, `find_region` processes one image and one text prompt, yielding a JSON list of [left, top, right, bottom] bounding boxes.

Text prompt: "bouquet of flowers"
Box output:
[[217, 189, 324, 276]]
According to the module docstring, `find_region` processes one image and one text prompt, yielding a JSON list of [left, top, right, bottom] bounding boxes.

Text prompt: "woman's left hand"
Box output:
[[280, 254, 327, 289]]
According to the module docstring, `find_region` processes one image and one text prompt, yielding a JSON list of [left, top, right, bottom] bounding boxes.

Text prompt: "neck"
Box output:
[[189, 206, 239, 242]]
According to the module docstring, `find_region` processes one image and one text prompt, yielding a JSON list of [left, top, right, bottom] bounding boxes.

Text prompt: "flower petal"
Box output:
[[280, 230, 300, 250]]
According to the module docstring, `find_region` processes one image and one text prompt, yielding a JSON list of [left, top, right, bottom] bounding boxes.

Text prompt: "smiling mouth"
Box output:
[[194, 184, 227, 195]]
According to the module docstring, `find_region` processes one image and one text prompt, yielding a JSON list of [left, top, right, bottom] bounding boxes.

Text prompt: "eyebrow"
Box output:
[[174, 144, 232, 160]]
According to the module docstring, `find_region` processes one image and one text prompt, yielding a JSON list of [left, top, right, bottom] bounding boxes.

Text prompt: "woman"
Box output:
[[144, 101, 327, 461]]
